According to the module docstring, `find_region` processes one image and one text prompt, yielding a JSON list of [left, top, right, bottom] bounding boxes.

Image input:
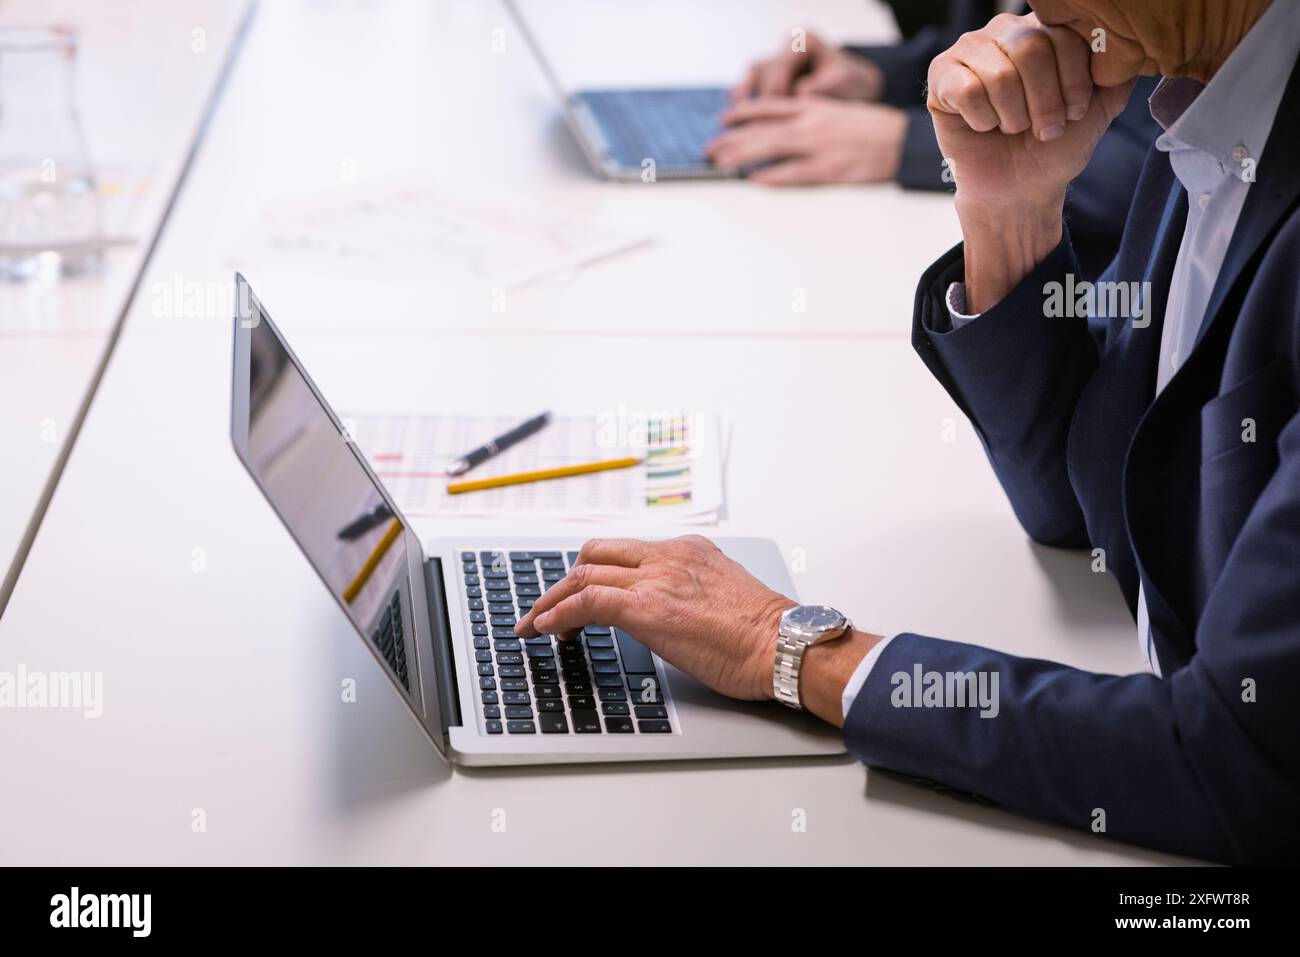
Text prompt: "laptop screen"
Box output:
[[231, 283, 436, 736]]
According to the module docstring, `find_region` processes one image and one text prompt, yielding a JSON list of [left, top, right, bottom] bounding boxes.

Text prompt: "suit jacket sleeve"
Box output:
[[845, 421, 1300, 863], [913, 233, 1098, 546], [847, 27, 953, 109], [848, 233, 1300, 863]]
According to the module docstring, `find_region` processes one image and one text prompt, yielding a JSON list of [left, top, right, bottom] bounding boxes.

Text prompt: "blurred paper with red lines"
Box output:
[[344, 411, 725, 523]]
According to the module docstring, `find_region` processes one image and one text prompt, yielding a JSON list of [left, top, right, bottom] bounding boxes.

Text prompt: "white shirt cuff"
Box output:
[[840, 634, 896, 721], [945, 281, 981, 330]]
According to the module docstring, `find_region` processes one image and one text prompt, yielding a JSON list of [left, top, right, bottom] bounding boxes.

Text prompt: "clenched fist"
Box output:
[[926, 13, 1136, 311], [928, 13, 1134, 207]]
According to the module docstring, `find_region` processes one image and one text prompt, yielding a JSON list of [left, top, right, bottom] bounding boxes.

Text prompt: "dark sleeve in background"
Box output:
[[885, 0, 959, 39], [845, 0, 997, 108]]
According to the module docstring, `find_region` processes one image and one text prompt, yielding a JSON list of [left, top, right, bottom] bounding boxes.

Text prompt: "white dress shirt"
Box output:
[[842, 0, 1300, 719]]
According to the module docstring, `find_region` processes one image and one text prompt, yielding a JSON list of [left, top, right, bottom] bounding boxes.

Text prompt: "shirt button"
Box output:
[[1231, 145, 1249, 162], [1198, 192, 1211, 209]]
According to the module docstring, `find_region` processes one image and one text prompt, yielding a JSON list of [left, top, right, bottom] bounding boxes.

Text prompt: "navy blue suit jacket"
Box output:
[[845, 58, 1300, 863]]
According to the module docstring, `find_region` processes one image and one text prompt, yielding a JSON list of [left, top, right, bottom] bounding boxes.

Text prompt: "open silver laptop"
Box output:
[[229, 277, 841, 765], [505, 0, 737, 181]]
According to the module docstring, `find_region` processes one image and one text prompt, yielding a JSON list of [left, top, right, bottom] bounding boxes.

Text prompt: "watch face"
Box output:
[[786, 605, 842, 632]]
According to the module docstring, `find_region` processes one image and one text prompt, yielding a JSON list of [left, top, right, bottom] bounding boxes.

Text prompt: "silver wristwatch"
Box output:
[[773, 605, 853, 710]]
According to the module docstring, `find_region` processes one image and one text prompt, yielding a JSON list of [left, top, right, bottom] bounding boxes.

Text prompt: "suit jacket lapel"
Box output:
[[1127, 54, 1300, 665]]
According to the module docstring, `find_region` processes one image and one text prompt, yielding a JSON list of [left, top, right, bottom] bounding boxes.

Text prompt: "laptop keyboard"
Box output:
[[575, 88, 729, 170], [461, 550, 674, 736]]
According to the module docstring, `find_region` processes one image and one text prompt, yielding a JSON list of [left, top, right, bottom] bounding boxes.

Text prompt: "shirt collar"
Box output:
[[1148, 0, 1300, 182]]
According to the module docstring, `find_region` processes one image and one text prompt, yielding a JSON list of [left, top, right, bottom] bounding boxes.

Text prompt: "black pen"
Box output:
[[337, 502, 393, 540], [449, 411, 552, 476]]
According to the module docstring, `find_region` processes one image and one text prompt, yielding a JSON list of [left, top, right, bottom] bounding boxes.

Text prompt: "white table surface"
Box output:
[[0, 0, 1191, 865], [0, 0, 252, 605]]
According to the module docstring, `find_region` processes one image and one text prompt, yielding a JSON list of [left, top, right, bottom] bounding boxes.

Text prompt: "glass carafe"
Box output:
[[0, 26, 102, 281]]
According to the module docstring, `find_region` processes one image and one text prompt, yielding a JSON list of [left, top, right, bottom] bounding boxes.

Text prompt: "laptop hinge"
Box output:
[[423, 557, 463, 732]]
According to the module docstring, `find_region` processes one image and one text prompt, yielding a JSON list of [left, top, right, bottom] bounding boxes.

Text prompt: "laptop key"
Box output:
[[482, 691, 499, 704], [638, 720, 672, 734], [592, 662, 621, 674], [484, 705, 501, 719], [475, 650, 491, 663], [500, 678, 528, 691], [525, 645, 554, 658], [502, 692, 530, 706], [539, 558, 565, 571], [602, 702, 630, 716], [539, 713, 569, 734], [476, 663, 494, 676], [585, 637, 614, 649], [473, 637, 490, 650], [570, 710, 602, 733], [594, 674, 623, 687], [466, 586, 482, 599], [505, 706, 533, 719], [492, 628, 517, 639], [537, 699, 564, 713], [628, 683, 664, 705], [494, 639, 521, 651], [472, 624, 488, 637], [532, 671, 560, 685], [614, 627, 655, 674], [534, 685, 561, 698], [530, 659, 557, 672], [634, 705, 668, 719], [479, 677, 496, 691], [524, 635, 551, 645], [565, 681, 592, 697], [567, 695, 597, 710], [506, 721, 536, 734], [468, 598, 484, 611], [598, 687, 627, 702], [499, 666, 525, 678], [485, 720, 503, 734], [605, 717, 634, 733], [583, 625, 611, 636], [496, 653, 523, 665], [589, 650, 617, 662]]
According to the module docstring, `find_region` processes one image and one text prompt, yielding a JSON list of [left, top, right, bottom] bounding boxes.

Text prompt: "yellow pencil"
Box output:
[[446, 456, 641, 495], [342, 517, 403, 604]]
